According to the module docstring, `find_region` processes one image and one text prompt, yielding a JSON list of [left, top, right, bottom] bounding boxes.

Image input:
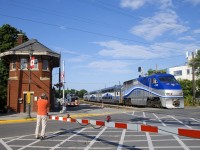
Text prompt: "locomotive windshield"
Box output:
[[158, 76, 178, 83]]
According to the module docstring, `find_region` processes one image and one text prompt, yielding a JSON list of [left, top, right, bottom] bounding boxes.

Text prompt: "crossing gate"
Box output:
[[49, 115, 200, 139]]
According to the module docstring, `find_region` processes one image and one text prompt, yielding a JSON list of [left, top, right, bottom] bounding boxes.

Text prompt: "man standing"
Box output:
[[35, 93, 49, 140]]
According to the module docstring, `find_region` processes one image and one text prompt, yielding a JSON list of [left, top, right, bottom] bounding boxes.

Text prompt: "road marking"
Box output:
[[173, 135, 190, 150], [191, 118, 200, 123], [143, 112, 154, 150], [0, 139, 12, 150], [50, 128, 86, 150], [168, 115, 192, 129], [117, 129, 126, 150], [153, 113, 167, 127], [84, 127, 107, 150]]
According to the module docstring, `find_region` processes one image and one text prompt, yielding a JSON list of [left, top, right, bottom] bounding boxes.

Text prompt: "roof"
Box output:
[[0, 39, 60, 58]]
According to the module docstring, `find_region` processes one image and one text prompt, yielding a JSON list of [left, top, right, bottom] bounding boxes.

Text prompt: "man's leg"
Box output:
[[40, 115, 47, 139], [35, 115, 41, 138]]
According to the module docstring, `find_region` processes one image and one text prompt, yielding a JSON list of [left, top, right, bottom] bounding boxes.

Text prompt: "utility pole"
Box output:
[[192, 52, 196, 105], [27, 47, 34, 118], [58, 52, 61, 110]]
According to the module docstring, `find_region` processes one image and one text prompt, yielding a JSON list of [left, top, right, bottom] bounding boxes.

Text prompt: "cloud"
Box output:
[[54, 47, 89, 62], [95, 40, 200, 59], [87, 60, 132, 73], [96, 41, 157, 59], [130, 10, 188, 40], [120, 0, 146, 10], [194, 29, 200, 34], [178, 36, 195, 41], [68, 55, 89, 62], [120, 0, 173, 10], [185, 0, 200, 5]]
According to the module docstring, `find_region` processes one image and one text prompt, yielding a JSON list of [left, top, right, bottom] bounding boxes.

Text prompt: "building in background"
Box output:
[[168, 51, 196, 81], [0, 35, 60, 113]]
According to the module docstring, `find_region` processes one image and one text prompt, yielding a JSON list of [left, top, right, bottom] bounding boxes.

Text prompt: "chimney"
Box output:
[[17, 34, 23, 45]]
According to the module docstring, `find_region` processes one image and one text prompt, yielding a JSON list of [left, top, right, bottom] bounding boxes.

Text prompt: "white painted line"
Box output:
[[146, 132, 154, 150], [117, 129, 126, 150], [143, 112, 154, 150], [18, 138, 40, 150], [84, 127, 107, 150], [143, 112, 146, 125], [173, 135, 190, 150], [191, 118, 200, 123], [0, 139, 12, 150], [50, 128, 86, 150], [153, 113, 167, 127], [168, 115, 192, 129]]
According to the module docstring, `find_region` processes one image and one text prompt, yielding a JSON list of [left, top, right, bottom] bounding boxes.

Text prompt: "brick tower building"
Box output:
[[0, 36, 60, 113]]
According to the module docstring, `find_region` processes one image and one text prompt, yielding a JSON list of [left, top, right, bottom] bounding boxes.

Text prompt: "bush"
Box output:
[[184, 95, 193, 106]]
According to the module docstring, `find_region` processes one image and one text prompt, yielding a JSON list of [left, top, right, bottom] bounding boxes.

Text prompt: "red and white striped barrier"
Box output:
[[49, 115, 200, 139]]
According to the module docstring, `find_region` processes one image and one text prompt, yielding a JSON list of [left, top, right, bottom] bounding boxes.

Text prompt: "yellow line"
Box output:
[[0, 112, 117, 124], [0, 118, 36, 124]]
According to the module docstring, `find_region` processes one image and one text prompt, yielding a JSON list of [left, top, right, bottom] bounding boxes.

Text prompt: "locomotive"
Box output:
[[84, 73, 184, 108]]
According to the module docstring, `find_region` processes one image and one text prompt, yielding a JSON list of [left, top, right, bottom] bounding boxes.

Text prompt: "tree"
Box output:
[[147, 69, 167, 76], [78, 89, 88, 98], [178, 79, 192, 97], [0, 24, 28, 112], [189, 50, 200, 76]]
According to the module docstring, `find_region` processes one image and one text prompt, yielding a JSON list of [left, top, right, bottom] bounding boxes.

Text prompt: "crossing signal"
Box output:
[[54, 82, 63, 88]]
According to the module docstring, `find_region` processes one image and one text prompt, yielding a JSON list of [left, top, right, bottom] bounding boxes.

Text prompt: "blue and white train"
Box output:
[[84, 73, 184, 109]]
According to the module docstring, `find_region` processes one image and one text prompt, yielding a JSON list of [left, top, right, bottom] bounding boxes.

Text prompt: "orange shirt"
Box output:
[[37, 99, 48, 115]]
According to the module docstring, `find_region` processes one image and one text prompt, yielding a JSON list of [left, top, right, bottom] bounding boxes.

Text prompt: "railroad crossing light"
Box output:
[[54, 82, 63, 88], [138, 67, 141, 72]]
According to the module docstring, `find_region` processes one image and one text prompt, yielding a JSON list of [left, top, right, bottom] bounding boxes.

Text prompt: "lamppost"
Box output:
[[27, 48, 34, 118]]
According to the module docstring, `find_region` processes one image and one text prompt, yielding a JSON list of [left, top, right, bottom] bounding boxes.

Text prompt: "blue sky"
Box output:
[[0, 0, 200, 92]]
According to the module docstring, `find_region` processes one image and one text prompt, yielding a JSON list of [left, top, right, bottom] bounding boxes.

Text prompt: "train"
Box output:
[[84, 73, 184, 109]]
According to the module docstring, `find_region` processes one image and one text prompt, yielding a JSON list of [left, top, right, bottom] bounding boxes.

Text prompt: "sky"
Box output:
[[0, 0, 200, 92]]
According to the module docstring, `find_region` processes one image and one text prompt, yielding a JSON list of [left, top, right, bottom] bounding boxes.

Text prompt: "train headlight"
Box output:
[[172, 99, 180, 107]]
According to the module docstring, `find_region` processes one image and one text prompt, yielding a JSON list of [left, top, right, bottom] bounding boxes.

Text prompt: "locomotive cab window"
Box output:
[[158, 76, 177, 83], [152, 78, 158, 84]]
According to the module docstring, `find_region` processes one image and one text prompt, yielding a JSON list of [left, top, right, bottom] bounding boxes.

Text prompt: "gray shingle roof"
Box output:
[[10, 39, 59, 57], [0, 39, 60, 59]]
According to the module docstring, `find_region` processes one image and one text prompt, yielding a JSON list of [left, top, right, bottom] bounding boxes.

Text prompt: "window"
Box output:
[[187, 69, 190, 75], [173, 70, 182, 76], [159, 76, 178, 83], [33, 59, 38, 69], [11, 59, 16, 70], [20, 58, 27, 69], [42, 60, 48, 70]]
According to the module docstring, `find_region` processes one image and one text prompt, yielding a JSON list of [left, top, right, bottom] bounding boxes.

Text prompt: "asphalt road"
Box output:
[[0, 103, 200, 150]]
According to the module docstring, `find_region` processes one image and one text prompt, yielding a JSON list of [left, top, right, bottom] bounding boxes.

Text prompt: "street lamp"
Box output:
[[27, 48, 34, 118]]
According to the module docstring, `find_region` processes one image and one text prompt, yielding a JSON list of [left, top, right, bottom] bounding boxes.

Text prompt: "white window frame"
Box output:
[[20, 58, 27, 70]]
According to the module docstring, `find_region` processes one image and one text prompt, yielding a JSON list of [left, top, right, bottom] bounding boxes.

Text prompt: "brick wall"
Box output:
[[7, 55, 53, 113]]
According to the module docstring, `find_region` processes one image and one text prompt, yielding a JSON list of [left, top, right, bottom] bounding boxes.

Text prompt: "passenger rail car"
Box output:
[[85, 73, 184, 109], [100, 85, 122, 103]]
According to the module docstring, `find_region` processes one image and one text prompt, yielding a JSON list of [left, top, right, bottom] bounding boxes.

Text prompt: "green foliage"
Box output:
[[184, 95, 193, 106], [0, 24, 29, 112], [55, 89, 88, 98], [147, 69, 167, 76], [178, 79, 192, 97], [189, 50, 200, 76]]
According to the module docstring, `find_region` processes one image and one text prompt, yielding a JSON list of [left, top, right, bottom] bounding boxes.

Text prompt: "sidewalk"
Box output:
[[0, 111, 69, 124]]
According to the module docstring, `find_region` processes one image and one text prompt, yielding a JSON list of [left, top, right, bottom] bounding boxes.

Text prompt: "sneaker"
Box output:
[[40, 136, 45, 140], [35, 136, 40, 139]]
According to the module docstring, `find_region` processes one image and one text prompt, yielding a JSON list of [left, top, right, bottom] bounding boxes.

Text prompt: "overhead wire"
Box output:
[[0, 0, 191, 51]]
